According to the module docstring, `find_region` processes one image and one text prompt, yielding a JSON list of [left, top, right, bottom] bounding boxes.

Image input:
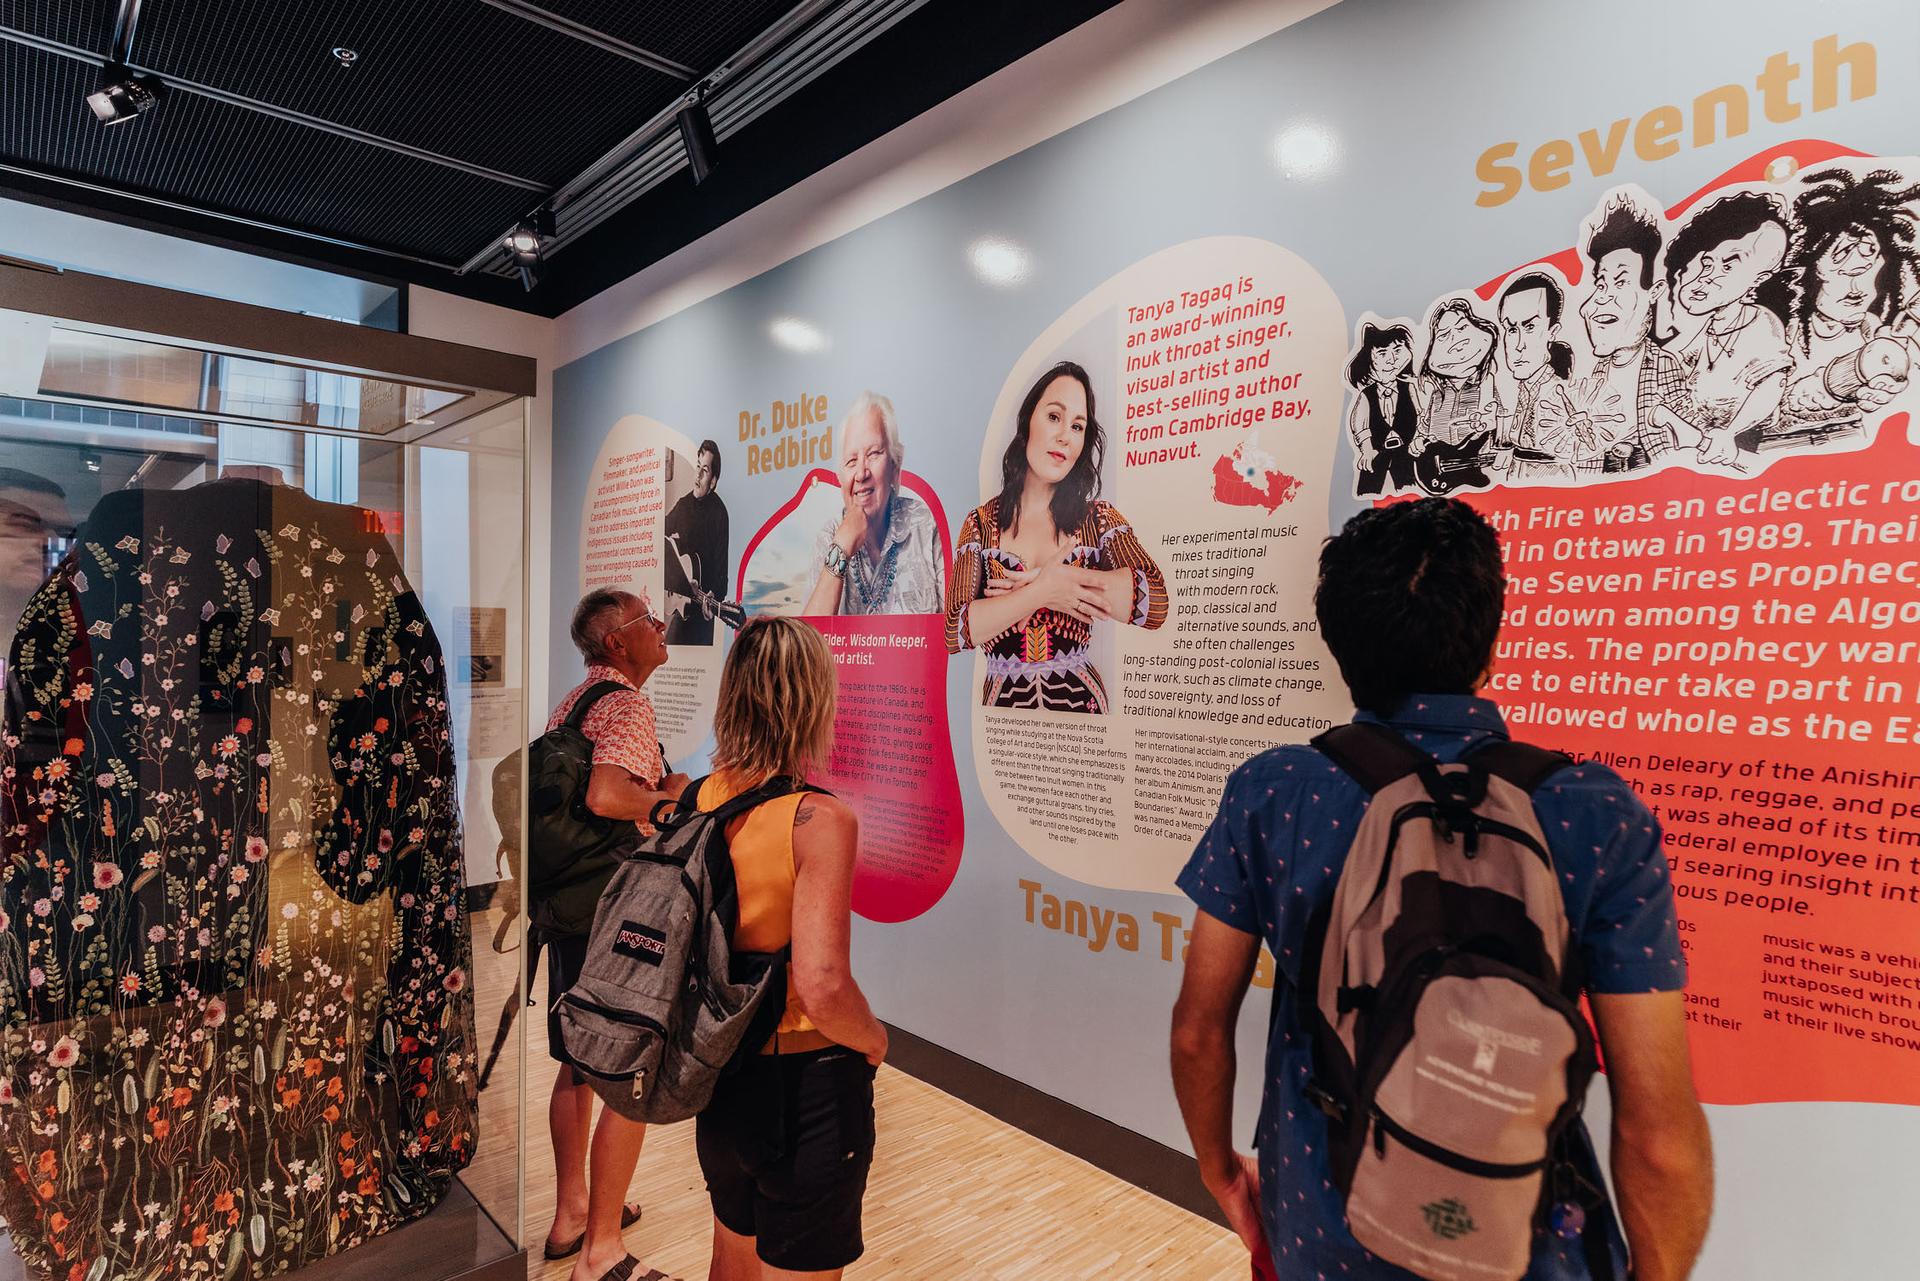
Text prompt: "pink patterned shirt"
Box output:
[[547, 665, 665, 786]]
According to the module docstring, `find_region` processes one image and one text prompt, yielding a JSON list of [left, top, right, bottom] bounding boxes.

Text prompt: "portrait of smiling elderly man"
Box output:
[[803, 391, 944, 616]]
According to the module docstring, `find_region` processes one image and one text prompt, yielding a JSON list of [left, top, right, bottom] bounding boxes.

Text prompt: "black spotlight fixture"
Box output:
[[86, 64, 162, 126], [676, 89, 719, 186], [503, 208, 555, 291]]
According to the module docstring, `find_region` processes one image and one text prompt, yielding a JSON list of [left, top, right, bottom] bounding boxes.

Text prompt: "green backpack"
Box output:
[[505, 681, 642, 938]]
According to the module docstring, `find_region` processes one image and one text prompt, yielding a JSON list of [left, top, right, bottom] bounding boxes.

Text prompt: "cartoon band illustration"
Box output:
[[1347, 158, 1920, 496]]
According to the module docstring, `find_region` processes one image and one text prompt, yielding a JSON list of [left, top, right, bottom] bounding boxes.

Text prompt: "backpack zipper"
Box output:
[[1370, 803, 1555, 906], [560, 993, 669, 1037], [1371, 1108, 1547, 1178]]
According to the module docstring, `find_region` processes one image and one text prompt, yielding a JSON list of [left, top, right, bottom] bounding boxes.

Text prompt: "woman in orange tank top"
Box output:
[[693, 617, 886, 1281]]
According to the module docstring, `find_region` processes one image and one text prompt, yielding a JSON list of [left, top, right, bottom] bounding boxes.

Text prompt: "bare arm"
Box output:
[[584, 763, 689, 828], [801, 559, 846, 616], [1591, 990, 1713, 1281], [803, 479, 866, 616], [1170, 911, 1266, 1256], [962, 576, 1056, 644], [790, 794, 888, 1064]]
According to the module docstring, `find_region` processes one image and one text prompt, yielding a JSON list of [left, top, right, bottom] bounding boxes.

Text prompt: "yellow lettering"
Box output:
[[1756, 51, 1803, 123], [1692, 84, 1749, 147], [1812, 34, 1875, 112], [1576, 119, 1631, 177], [1474, 142, 1523, 208], [1528, 138, 1574, 192], [1633, 105, 1683, 162]]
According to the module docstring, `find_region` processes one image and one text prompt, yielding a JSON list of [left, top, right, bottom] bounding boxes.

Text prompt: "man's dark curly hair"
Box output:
[[1314, 498, 1506, 715]]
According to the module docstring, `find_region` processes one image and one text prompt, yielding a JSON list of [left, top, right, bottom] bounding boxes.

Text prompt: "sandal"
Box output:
[[593, 1256, 652, 1281], [542, 1203, 644, 1260]]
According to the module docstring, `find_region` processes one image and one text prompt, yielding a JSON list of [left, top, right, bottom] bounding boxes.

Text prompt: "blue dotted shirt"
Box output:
[[1176, 695, 1685, 1281]]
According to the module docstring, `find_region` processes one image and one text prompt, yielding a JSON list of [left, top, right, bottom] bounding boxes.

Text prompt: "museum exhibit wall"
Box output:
[[543, 2, 1920, 1275]]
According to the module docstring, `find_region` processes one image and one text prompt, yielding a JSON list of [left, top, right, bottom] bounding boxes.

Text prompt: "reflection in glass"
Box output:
[[0, 400, 527, 1278], [37, 329, 477, 436]]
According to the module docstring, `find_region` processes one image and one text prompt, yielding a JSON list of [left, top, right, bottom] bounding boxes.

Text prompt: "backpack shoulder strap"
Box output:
[[649, 773, 709, 829], [1311, 722, 1432, 795], [562, 680, 629, 732], [687, 775, 830, 829], [1465, 738, 1574, 794]]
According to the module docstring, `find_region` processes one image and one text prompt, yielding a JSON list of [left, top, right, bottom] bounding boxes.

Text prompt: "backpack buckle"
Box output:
[[1304, 1080, 1347, 1124]]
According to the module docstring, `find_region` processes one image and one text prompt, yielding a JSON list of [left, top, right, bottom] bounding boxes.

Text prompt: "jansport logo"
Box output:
[[612, 920, 669, 966]]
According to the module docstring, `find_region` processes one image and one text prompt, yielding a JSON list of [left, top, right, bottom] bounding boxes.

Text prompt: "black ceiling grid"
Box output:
[[533, 0, 795, 75], [1, 42, 534, 260], [132, 0, 685, 188], [0, 0, 108, 53], [523, 0, 1127, 316], [0, 1, 1127, 314]]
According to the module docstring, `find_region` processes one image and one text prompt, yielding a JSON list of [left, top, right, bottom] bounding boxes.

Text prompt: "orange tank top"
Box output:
[[696, 769, 819, 1038]]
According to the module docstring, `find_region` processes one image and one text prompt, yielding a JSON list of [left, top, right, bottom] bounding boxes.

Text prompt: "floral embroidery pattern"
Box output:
[[0, 481, 477, 1280]]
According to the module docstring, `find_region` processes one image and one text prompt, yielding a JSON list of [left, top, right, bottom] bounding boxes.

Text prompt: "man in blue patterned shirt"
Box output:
[[1170, 498, 1712, 1280]]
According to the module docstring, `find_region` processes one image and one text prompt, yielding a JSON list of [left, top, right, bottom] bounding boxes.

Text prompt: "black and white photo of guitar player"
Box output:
[[661, 439, 739, 644]]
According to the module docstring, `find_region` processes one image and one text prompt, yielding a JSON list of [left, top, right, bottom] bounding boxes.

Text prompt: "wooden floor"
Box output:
[[460, 909, 1249, 1281]]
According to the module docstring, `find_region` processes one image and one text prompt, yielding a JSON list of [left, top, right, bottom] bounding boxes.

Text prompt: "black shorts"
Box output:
[[545, 933, 590, 1071], [695, 1046, 877, 1272]]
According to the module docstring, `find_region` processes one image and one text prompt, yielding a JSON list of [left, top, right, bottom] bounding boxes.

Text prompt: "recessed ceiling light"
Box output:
[[968, 236, 1031, 287], [769, 317, 829, 355], [331, 47, 358, 67], [1272, 121, 1339, 182]]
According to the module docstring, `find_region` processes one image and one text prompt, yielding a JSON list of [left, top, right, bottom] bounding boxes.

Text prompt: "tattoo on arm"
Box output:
[[792, 797, 818, 827]]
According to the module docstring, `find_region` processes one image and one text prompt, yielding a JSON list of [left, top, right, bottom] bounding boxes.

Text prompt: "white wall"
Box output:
[[414, 0, 1349, 716]]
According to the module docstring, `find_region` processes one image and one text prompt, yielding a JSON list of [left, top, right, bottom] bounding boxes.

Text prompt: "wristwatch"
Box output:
[[823, 542, 849, 579]]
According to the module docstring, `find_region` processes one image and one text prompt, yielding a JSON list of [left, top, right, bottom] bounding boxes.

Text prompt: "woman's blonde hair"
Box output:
[[712, 616, 837, 783]]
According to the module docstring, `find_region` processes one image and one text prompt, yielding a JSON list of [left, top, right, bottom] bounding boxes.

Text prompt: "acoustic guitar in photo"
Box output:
[[664, 534, 747, 631], [1414, 429, 1495, 496]]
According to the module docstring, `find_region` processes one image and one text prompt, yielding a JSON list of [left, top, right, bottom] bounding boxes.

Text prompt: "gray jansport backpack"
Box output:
[[1301, 723, 1616, 1281], [556, 774, 823, 1123]]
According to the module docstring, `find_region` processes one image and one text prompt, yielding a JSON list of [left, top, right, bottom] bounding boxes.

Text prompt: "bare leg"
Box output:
[[708, 1216, 845, 1281], [708, 1217, 760, 1281], [547, 1066, 593, 1248], [569, 1111, 648, 1281]]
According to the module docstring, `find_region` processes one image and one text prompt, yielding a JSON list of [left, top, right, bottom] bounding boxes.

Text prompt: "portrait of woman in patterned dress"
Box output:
[[944, 361, 1167, 713]]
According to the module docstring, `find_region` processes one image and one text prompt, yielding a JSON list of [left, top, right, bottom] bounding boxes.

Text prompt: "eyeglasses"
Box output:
[[609, 610, 663, 635]]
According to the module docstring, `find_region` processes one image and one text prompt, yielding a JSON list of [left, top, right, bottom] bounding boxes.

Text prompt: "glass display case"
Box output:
[[0, 261, 531, 1281]]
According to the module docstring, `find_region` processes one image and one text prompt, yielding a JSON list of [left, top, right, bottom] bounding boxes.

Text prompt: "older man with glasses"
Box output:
[[541, 587, 690, 1281]]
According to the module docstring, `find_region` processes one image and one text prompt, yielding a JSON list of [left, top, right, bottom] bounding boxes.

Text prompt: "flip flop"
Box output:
[[541, 1203, 644, 1260]]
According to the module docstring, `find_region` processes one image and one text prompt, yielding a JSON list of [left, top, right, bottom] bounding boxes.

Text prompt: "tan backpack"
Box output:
[[1301, 723, 1616, 1281]]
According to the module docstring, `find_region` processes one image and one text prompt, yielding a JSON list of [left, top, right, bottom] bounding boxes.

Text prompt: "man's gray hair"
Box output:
[[838, 391, 905, 482], [570, 588, 635, 663]]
